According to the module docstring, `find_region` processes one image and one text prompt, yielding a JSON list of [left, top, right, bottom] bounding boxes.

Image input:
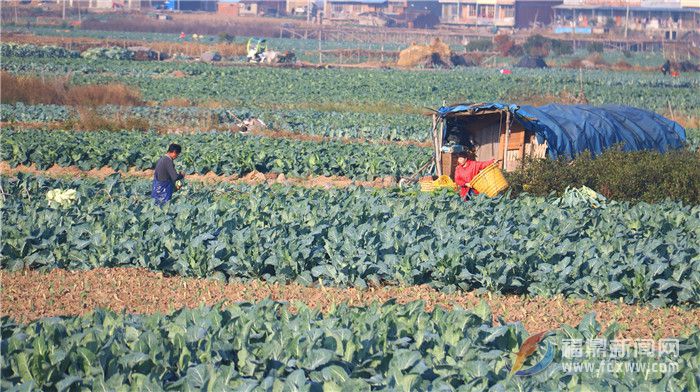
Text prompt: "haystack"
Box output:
[[201, 51, 222, 62], [397, 38, 453, 68]]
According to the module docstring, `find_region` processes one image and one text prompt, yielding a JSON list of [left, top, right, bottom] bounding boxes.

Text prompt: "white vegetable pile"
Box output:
[[46, 189, 77, 208]]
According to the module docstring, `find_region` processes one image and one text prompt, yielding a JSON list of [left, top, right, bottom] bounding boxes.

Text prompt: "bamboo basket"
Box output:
[[470, 162, 509, 197], [420, 175, 457, 193], [419, 178, 435, 192]]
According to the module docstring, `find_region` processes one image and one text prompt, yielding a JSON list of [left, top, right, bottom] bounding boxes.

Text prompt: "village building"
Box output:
[[438, 0, 517, 27], [324, 0, 407, 24], [515, 0, 563, 28], [552, 0, 700, 38], [217, 0, 242, 15], [239, 0, 286, 16]]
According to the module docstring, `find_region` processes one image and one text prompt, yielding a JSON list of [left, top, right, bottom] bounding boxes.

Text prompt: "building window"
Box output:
[[353, 4, 362, 12], [467, 4, 477, 17], [443, 4, 458, 19], [479, 5, 494, 18], [502, 5, 513, 18], [389, 5, 403, 13], [332, 3, 343, 13]]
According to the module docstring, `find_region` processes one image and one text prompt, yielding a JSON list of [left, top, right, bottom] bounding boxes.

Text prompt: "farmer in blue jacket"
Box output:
[[152, 143, 184, 206]]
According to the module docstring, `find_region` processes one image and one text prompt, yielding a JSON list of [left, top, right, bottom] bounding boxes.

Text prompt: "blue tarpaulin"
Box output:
[[437, 103, 686, 159]]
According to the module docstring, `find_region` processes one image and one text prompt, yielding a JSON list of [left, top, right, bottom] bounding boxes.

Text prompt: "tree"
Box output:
[[523, 34, 551, 58], [493, 34, 514, 57]]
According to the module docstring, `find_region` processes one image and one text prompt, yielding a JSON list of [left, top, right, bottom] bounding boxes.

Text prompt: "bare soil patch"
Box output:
[[0, 162, 392, 189], [1, 268, 696, 339]]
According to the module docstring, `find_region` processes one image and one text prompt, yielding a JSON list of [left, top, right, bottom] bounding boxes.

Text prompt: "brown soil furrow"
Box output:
[[1, 268, 697, 339], [0, 162, 396, 189], [0, 122, 431, 148]]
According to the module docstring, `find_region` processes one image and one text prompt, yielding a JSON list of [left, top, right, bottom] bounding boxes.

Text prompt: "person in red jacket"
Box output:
[[454, 155, 495, 199]]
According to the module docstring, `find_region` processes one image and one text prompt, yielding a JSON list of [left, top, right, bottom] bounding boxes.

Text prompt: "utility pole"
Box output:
[[63, 0, 67, 20], [624, 0, 630, 39], [457, 0, 461, 24], [573, 9, 577, 51], [494, 0, 497, 28], [318, 25, 322, 64], [307, 0, 311, 22]]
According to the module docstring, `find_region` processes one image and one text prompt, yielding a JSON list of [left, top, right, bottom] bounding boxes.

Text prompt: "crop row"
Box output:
[[3, 174, 698, 306], [0, 43, 78, 59], [2, 57, 698, 115], [1, 129, 429, 180], [5, 301, 697, 391], [0, 103, 429, 142], [1, 43, 134, 60]]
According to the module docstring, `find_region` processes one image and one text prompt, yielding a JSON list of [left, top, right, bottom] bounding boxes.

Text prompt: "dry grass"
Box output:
[[162, 97, 192, 107], [265, 101, 427, 116], [613, 60, 633, 70], [66, 84, 143, 107], [586, 53, 608, 66], [198, 100, 227, 109], [62, 108, 150, 132], [148, 41, 246, 58], [156, 97, 426, 116], [1, 72, 143, 107], [664, 113, 699, 129], [3, 32, 246, 59], [0, 72, 69, 105], [508, 88, 588, 107]]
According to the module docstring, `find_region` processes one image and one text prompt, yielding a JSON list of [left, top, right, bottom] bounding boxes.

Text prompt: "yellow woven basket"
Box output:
[[419, 179, 435, 192], [470, 162, 509, 197], [432, 175, 458, 192], [420, 175, 458, 193]]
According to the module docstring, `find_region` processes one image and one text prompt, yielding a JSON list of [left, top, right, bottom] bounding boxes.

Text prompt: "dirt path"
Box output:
[[0, 162, 398, 189], [1, 268, 696, 338]]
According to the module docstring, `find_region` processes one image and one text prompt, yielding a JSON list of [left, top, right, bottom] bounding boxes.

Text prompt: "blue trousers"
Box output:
[[151, 177, 174, 206]]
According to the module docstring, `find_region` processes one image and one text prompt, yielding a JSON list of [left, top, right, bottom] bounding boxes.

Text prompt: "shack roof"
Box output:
[[437, 103, 687, 159]]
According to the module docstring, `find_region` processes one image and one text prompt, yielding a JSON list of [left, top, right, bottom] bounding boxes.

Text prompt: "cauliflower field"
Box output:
[[1, 29, 699, 390]]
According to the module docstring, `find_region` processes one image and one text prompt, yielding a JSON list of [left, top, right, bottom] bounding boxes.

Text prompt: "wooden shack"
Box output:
[[404, 102, 686, 187], [431, 105, 547, 179]]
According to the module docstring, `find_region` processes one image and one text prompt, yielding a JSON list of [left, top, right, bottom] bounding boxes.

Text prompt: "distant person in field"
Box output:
[[661, 60, 671, 76], [454, 151, 495, 200], [152, 143, 184, 206]]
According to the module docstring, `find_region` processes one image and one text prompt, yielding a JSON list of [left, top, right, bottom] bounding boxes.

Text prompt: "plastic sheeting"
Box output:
[[437, 103, 687, 159]]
